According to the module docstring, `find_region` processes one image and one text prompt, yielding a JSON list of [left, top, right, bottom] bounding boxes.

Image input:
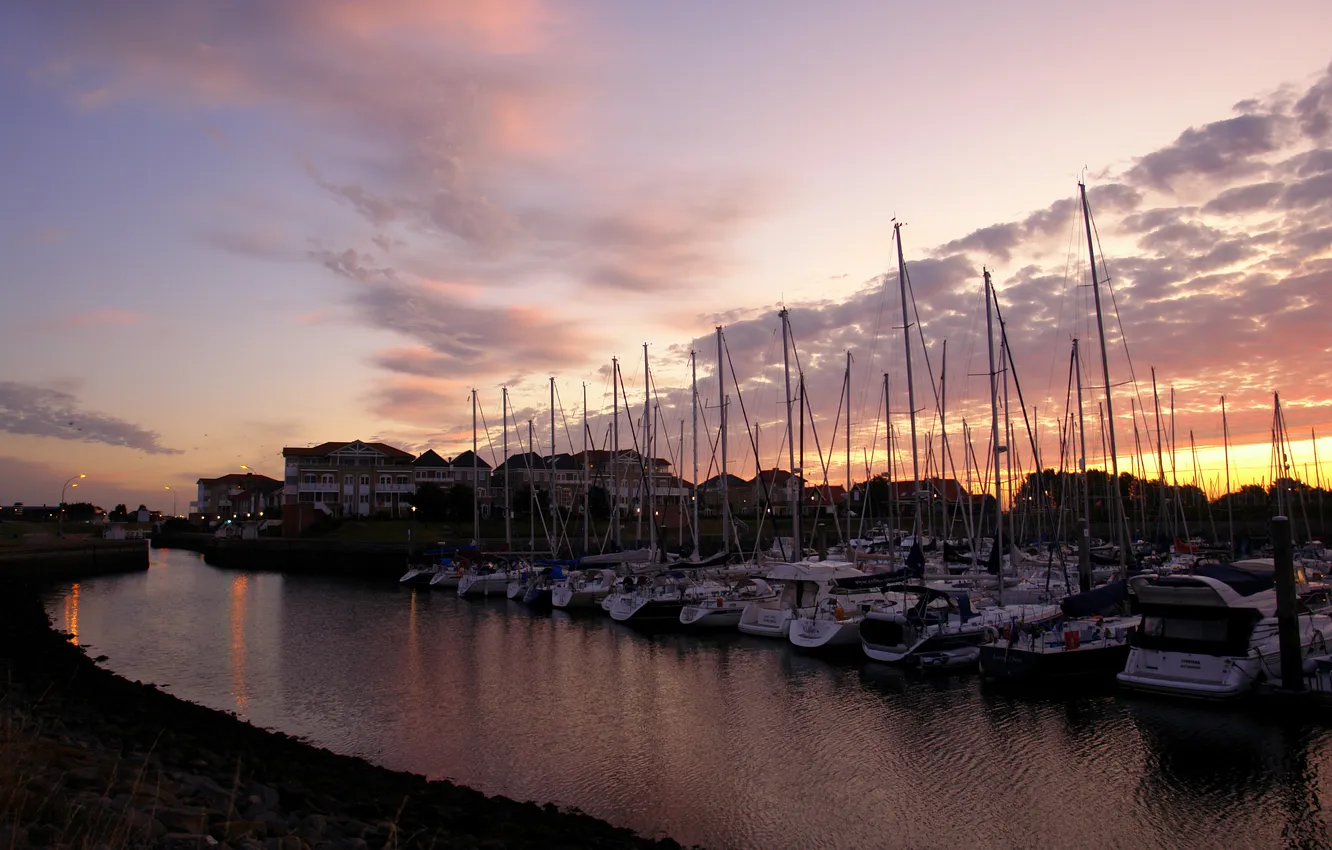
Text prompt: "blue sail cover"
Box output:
[[1196, 562, 1275, 597], [1060, 580, 1129, 618]]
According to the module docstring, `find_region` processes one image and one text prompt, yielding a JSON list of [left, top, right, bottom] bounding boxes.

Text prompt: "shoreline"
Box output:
[[1, 582, 689, 850]]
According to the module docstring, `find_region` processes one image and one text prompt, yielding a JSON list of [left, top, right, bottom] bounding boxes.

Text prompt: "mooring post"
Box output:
[[1273, 516, 1305, 692]]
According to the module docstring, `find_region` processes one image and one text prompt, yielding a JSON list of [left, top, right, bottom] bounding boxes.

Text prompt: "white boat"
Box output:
[[860, 586, 1061, 670], [458, 565, 521, 597], [789, 596, 872, 651], [679, 578, 778, 630], [607, 574, 721, 628], [1117, 560, 1332, 699], [552, 569, 617, 610], [737, 562, 882, 639], [428, 563, 466, 589]]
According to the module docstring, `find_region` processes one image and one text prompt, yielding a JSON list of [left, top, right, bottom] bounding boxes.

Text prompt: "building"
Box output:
[[282, 440, 417, 520], [193, 472, 284, 521]]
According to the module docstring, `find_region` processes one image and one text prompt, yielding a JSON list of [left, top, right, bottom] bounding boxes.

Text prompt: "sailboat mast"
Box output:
[[940, 340, 948, 543], [1080, 181, 1127, 570], [1151, 369, 1169, 540], [780, 308, 800, 557], [471, 388, 479, 547], [528, 419, 535, 553], [1074, 338, 1092, 592], [644, 343, 654, 555], [717, 327, 730, 553], [884, 371, 896, 563], [895, 222, 922, 539], [985, 269, 1004, 606], [798, 372, 806, 553], [503, 387, 511, 550], [550, 376, 557, 555], [612, 357, 621, 550], [1222, 395, 1234, 557], [846, 350, 853, 550], [582, 383, 589, 555], [691, 350, 700, 557]]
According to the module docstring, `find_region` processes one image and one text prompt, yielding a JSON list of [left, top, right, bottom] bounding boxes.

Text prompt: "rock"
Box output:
[[249, 782, 281, 810], [27, 823, 59, 846], [126, 810, 168, 840], [263, 837, 302, 850], [64, 765, 106, 790], [302, 814, 327, 836], [159, 806, 212, 834], [342, 820, 371, 839], [256, 810, 288, 837], [0, 822, 28, 848], [162, 833, 211, 850], [335, 838, 367, 850], [212, 821, 267, 842]]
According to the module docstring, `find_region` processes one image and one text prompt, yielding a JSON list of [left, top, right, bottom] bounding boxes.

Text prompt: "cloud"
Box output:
[[0, 382, 182, 454], [52, 309, 144, 329]]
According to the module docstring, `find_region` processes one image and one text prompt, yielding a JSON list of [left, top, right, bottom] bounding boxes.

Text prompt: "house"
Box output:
[[282, 440, 417, 522], [751, 469, 806, 517], [697, 474, 749, 518], [193, 472, 284, 521]]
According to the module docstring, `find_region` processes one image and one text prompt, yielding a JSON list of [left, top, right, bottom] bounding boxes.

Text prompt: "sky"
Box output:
[[2, 0, 1332, 514]]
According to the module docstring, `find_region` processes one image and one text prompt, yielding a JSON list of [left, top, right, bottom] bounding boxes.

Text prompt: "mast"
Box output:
[[503, 387, 511, 550], [691, 350, 700, 557], [612, 357, 621, 550], [644, 343, 654, 556], [1080, 181, 1128, 570], [716, 327, 730, 553], [1151, 368, 1169, 540], [582, 383, 589, 555], [884, 372, 896, 563], [780, 308, 800, 558], [471, 388, 479, 546], [846, 350, 853, 550], [895, 222, 922, 540], [984, 269, 1004, 606], [939, 340, 948, 543], [1171, 386, 1190, 544], [1074, 339, 1092, 592], [550, 376, 557, 555], [798, 371, 807, 554], [527, 419, 535, 552]]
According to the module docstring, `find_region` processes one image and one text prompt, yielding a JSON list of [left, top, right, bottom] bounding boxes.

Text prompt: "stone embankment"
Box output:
[[0, 584, 687, 850]]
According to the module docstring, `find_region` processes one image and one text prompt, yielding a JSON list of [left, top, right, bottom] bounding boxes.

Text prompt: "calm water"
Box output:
[[45, 548, 1332, 849]]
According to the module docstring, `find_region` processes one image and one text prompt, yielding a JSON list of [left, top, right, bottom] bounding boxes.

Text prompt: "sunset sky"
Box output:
[[3, 1, 1332, 513]]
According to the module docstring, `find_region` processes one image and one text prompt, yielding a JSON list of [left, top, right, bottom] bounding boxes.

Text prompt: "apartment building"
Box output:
[[193, 472, 284, 520], [282, 440, 416, 518]]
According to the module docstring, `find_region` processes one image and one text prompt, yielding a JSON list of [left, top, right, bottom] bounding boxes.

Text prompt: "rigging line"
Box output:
[[613, 359, 666, 554], [476, 396, 501, 468], [724, 333, 790, 561], [1089, 201, 1153, 449]]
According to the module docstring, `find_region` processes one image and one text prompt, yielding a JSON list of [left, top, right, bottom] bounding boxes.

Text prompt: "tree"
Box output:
[[587, 485, 610, 520], [445, 484, 474, 521], [405, 483, 449, 522], [110, 504, 128, 521]]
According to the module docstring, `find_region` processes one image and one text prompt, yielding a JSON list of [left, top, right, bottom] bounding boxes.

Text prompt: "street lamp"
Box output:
[[164, 486, 176, 517], [58, 474, 86, 537]]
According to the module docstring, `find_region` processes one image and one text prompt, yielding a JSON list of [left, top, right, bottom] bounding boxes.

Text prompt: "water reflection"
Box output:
[[61, 582, 80, 644], [44, 549, 1332, 850], [230, 574, 250, 718]]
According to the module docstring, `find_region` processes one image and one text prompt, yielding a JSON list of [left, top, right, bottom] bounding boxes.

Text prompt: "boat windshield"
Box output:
[[1132, 605, 1260, 656]]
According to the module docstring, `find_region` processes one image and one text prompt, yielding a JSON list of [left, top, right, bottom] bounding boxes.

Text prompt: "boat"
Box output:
[[552, 568, 617, 610], [736, 562, 870, 638], [607, 572, 720, 628], [458, 562, 521, 598], [977, 581, 1137, 682], [679, 577, 779, 630], [1117, 560, 1332, 699], [789, 595, 874, 653], [860, 585, 1062, 670]]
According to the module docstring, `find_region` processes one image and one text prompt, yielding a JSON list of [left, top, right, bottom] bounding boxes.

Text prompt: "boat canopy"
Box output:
[[1196, 561, 1275, 597], [762, 562, 865, 582], [1060, 580, 1128, 618]]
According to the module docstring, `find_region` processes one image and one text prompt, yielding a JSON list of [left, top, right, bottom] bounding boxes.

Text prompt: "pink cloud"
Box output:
[[60, 309, 144, 328]]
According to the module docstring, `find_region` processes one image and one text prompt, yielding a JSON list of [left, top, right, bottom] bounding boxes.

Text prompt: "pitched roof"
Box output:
[[197, 473, 283, 487], [699, 473, 749, 491], [449, 449, 492, 470], [414, 449, 449, 467], [282, 440, 415, 460]]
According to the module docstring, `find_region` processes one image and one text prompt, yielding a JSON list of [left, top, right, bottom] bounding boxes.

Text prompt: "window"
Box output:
[[344, 475, 353, 486], [360, 475, 369, 486], [377, 493, 392, 505], [379, 475, 392, 486], [299, 492, 315, 502], [343, 495, 352, 504], [477, 487, 487, 497], [396, 475, 408, 485], [324, 492, 338, 503], [359, 495, 369, 504], [302, 474, 316, 484], [321, 474, 334, 485]]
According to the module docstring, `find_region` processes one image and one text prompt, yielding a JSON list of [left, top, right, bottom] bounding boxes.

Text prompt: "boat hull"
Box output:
[[609, 597, 689, 628], [790, 617, 862, 652], [737, 605, 793, 638], [979, 642, 1130, 682]]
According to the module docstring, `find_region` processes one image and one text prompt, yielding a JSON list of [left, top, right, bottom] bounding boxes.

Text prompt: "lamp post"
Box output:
[[58, 474, 86, 537], [164, 486, 176, 518], [239, 465, 259, 517]]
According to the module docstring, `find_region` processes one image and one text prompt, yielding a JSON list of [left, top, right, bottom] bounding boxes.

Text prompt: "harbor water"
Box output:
[[45, 547, 1332, 849]]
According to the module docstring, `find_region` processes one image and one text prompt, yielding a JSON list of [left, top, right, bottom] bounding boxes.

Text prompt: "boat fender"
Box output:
[[983, 626, 999, 644]]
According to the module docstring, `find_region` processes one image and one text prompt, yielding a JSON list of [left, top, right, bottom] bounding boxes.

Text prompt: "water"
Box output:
[[45, 548, 1332, 849]]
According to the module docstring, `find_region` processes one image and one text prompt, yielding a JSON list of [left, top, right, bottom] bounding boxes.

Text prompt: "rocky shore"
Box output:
[[0, 583, 688, 850]]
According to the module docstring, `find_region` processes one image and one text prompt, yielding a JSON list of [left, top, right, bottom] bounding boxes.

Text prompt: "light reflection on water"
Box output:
[[44, 548, 1332, 850]]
